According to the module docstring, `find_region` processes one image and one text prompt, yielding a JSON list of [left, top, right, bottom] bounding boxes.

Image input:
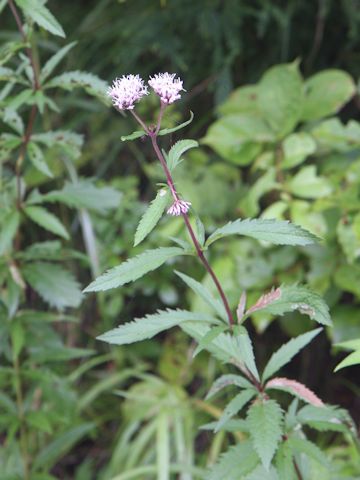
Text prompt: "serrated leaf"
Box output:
[[214, 389, 256, 432], [34, 180, 121, 213], [158, 111, 193, 136], [22, 262, 82, 310], [247, 465, 279, 480], [41, 42, 77, 82], [206, 441, 259, 480], [97, 309, 220, 345], [15, 0, 65, 38], [206, 374, 253, 400], [175, 270, 228, 321], [46, 71, 108, 104], [193, 325, 228, 358], [24, 206, 69, 239], [0, 210, 20, 255], [262, 328, 322, 382], [247, 399, 283, 469], [287, 437, 330, 468], [134, 189, 169, 246], [297, 405, 352, 434], [253, 285, 331, 326], [167, 139, 198, 171], [1, 107, 24, 134], [235, 327, 260, 381], [84, 247, 184, 292], [276, 441, 296, 480], [27, 142, 53, 178], [31, 130, 83, 159], [265, 377, 324, 406], [0, 41, 27, 66], [206, 218, 318, 247]]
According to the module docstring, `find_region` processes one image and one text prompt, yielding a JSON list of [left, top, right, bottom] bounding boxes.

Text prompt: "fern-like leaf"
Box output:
[[206, 441, 259, 480]]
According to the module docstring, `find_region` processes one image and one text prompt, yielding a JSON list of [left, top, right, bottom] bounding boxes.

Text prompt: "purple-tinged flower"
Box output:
[[167, 199, 191, 216], [107, 74, 148, 110], [148, 73, 184, 105]]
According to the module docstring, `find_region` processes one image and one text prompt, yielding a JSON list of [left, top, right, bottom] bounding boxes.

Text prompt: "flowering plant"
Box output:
[[84, 72, 358, 478]]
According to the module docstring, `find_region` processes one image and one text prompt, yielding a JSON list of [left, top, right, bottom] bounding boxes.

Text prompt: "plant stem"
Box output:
[[8, 0, 40, 208], [134, 109, 235, 328], [293, 458, 304, 480]]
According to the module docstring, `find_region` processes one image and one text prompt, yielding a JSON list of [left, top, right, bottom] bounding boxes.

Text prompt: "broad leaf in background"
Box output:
[[257, 62, 303, 138], [24, 205, 69, 240], [247, 399, 283, 469], [84, 247, 185, 292], [301, 70, 355, 121], [206, 218, 318, 247], [281, 133, 316, 169], [134, 188, 170, 246], [22, 262, 82, 310], [262, 328, 322, 381], [248, 285, 331, 326], [97, 309, 221, 345], [15, 0, 65, 37], [287, 166, 332, 199]]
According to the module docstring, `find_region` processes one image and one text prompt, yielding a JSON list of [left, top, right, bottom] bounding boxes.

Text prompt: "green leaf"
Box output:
[[27, 142, 53, 178], [120, 130, 146, 142], [167, 139, 198, 171], [97, 309, 220, 345], [15, 0, 65, 37], [84, 247, 184, 292], [334, 350, 360, 372], [276, 441, 296, 480], [247, 399, 283, 469], [26, 411, 52, 434], [10, 321, 25, 359], [46, 71, 108, 104], [0, 107, 24, 134], [262, 328, 322, 382], [24, 206, 69, 239], [258, 62, 303, 138], [158, 111, 193, 136], [214, 389, 256, 432], [193, 325, 228, 358], [247, 465, 279, 480], [34, 180, 122, 213], [297, 404, 353, 434], [41, 42, 77, 82], [134, 189, 170, 246], [235, 327, 260, 381], [251, 285, 331, 326], [302, 70, 355, 121], [22, 262, 82, 310], [157, 413, 170, 480], [0, 41, 27, 66], [287, 166, 332, 199], [31, 130, 83, 159], [0, 210, 20, 255], [206, 218, 318, 247], [33, 423, 95, 469], [287, 437, 330, 468], [175, 270, 228, 321], [206, 374, 253, 400], [281, 133, 316, 169], [206, 441, 259, 480]]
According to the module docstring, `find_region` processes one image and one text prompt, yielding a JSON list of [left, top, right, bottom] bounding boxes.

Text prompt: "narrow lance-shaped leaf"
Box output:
[[265, 377, 324, 406], [27, 142, 53, 178], [121, 130, 146, 142], [247, 399, 283, 469], [84, 247, 186, 292], [262, 328, 322, 382], [97, 309, 221, 345], [175, 270, 228, 321], [158, 111, 194, 136], [45, 71, 109, 104], [251, 285, 331, 326], [15, 0, 65, 38], [192, 325, 228, 358], [206, 374, 253, 400], [214, 389, 256, 433], [134, 189, 170, 246], [167, 139, 198, 171], [287, 437, 330, 468], [24, 205, 69, 240], [206, 218, 319, 247], [41, 42, 77, 82], [235, 326, 260, 381]]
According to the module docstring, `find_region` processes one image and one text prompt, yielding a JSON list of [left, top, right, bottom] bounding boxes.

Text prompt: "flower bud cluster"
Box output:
[[107, 72, 184, 110]]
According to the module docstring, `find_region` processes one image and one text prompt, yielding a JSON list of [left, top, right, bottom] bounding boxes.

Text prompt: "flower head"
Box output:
[[167, 199, 191, 216], [107, 74, 148, 110], [148, 73, 184, 105]]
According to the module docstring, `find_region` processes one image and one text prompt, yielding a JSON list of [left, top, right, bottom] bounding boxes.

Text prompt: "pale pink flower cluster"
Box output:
[[107, 74, 148, 110], [148, 73, 184, 105], [167, 199, 191, 216], [107, 73, 184, 110]]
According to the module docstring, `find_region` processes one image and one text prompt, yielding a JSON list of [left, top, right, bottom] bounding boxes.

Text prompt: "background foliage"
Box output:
[[0, 0, 360, 479]]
